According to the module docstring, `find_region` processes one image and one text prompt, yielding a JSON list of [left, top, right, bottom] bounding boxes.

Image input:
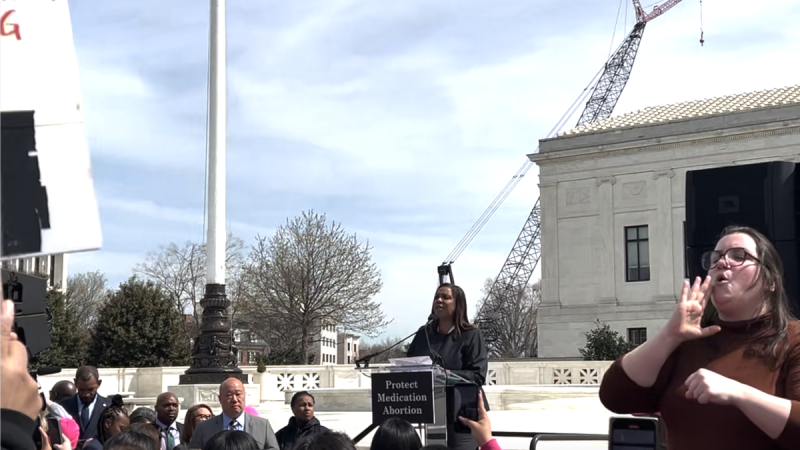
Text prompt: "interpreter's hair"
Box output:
[[370, 417, 422, 450], [702, 225, 795, 366], [294, 430, 357, 450], [98, 395, 128, 444], [291, 391, 315, 408], [431, 283, 475, 339], [181, 403, 213, 443], [129, 407, 157, 424], [75, 365, 99, 382], [104, 429, 159, 450], [420, 446, 451, 450], [202, 430, 259, 450]]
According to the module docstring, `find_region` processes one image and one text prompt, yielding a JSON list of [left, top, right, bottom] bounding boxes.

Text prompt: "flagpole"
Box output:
[[181, 0, 244, 384]]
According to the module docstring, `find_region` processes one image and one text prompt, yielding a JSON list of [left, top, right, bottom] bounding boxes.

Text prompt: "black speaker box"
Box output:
[[1, 269, 48, 316], [685, 162, 796, 247]]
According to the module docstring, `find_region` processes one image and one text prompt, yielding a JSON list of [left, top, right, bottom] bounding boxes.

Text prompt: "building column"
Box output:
[[653, 169, 675, 300], [596, 176, 617, 304], [539, 183, 560, 307]]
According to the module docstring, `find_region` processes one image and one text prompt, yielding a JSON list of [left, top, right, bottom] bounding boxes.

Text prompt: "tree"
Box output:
[[134, 234, 246, 339], [239, 210, 390, 364], [358, 336, 409, 363], [31, 287, 88, 369], [578, 320, 630, 361], [87, 277, 191, 367], [474, 277, 540, 358], [65, 271, 109, 332]]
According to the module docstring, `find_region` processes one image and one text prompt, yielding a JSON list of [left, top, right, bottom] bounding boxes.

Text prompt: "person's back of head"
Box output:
[[370, 418, 422, 450], [129, 407, 157, 424], [202, 430, 259, 450], [294, 430, 357, 450], [421, 446, 451, 450], [103, 429, 159, 450]]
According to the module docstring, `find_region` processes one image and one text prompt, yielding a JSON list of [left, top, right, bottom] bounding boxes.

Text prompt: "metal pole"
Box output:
[[180, 0, 244, 385], [206, 0, 226, 285]]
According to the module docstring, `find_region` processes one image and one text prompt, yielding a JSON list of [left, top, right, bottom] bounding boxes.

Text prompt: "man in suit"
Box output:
[[58, 365, 109, 444], [155, 392, 183, 450], [189, 378, 278, 450]]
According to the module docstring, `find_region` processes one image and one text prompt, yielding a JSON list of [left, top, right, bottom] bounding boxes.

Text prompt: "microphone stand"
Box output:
[[355, 330, 417, 369], [355, 315, 438, 369]]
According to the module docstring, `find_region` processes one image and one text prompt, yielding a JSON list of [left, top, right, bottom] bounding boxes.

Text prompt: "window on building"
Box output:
[[49, 256, 56, 286], [248, 351, 257, 364], [627, 328, 648, 348], [348, 342, 351, 351], [625, 225, 650, 282]]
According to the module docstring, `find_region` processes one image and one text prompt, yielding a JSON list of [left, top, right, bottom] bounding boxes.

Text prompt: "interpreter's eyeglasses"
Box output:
[[701, 247, 760, 271]]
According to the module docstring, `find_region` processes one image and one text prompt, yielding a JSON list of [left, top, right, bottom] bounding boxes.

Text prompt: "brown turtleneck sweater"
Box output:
[[599, 316, 800, 450]]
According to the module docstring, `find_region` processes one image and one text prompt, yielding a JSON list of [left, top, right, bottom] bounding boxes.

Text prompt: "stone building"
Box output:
[[529, 85, 800, 357], [1, 254, 68, 290]]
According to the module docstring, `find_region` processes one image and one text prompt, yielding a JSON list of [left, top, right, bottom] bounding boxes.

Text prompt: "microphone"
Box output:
[[29, 366, 61, 380], [354, 315, 439, 369]]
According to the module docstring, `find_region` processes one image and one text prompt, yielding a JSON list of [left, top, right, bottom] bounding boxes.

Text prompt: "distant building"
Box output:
[[232, 328, 267, 365], [310, 322, 338, 365], [1, 253, 68, 290], [337, 332, 361, 365], [530, 85, 800, 357]]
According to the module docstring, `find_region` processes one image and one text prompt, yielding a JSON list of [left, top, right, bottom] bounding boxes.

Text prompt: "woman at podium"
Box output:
[[407, 283, 490, 450]]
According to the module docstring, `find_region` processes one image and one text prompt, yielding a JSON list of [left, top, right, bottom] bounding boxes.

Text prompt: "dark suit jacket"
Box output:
[[58, 394, 109, 442], [188, 413, 278, 450]]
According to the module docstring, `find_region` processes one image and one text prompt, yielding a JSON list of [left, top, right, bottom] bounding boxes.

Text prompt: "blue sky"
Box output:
[[67, 0, 800, 341]]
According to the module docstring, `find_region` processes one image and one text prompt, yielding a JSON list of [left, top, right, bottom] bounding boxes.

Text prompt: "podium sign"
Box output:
[[371, 371, 435, 424]]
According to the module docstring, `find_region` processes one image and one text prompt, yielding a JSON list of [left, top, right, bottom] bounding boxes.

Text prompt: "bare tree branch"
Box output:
[[134, 234, 246, 340], [238, 210, 390, 364], [474, 277, 540, 358], [65, 271, 109, 332]]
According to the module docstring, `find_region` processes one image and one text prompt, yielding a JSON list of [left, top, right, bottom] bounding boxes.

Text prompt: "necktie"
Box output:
[[164, 427, 175, 450], [228, 419, 240, 431], [80, 404, 90, 428]]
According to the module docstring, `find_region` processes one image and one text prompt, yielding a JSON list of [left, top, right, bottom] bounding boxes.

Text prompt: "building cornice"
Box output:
[[529, 125, 800, 166]]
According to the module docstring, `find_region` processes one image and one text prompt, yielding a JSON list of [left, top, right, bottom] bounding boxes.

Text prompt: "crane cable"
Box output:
[[699, 0, 705, 46]]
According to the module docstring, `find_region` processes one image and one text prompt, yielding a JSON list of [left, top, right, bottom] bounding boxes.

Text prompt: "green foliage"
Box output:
[[87, 276, 191, 367], [256, 354, 267, 373], [31, 288, 88, 369], [578, 319, 630, 361]]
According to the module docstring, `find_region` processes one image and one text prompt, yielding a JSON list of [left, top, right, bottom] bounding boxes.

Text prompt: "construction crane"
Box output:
[[439, 0, 685, 357]]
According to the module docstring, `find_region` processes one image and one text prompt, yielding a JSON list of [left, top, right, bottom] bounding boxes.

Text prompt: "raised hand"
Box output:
[[663, 276, 721, 344], [0, 299, 41, 419]]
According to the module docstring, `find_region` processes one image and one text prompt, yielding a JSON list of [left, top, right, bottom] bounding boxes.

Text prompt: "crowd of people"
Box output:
[[3, 225, 800, 450]]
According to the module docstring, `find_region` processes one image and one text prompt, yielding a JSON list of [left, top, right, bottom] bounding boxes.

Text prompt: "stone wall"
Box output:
[[38, 360, 613, 408]]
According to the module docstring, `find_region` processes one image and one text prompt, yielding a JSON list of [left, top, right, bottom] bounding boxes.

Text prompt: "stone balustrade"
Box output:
[[37, 360, 613, 409]]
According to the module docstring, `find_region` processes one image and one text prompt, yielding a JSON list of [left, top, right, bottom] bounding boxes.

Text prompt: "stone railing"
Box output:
[[37, 360, 614, 407]]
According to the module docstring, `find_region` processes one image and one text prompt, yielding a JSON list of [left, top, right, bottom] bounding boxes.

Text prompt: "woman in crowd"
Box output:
[[369, 417, 422, 450], [82, 395, 129, 450], [129, 408, 157, 425], [407, 283, 490, 450], [175, 403, 213, 450], [276, 391, 329, 450], [600, 225, 800, 449]]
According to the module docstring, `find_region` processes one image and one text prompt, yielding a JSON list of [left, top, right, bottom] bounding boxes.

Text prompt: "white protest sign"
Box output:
[[1, 0, 102, 259]]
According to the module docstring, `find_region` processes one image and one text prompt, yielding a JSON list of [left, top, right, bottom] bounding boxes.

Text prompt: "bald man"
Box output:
[[189, 378, 278, 450], [155, 392, 183, 450], [50, 380, 77, 403]]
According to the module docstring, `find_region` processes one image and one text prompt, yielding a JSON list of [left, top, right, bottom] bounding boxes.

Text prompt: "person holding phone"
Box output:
[[600, 226, 800, 449], [407, 283, 490, 450]]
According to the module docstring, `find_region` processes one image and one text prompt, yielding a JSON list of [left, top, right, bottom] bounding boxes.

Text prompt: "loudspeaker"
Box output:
[[2, 268, 50, 356], [685, 161, 799, 314], [685, 162, 796, 247]]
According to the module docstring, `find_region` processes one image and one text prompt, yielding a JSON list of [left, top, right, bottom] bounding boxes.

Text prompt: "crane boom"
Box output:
[[476, 0, 683, 357]]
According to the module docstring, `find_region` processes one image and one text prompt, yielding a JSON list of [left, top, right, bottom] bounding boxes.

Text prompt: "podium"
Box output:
[[357, 364, 473, 446]]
